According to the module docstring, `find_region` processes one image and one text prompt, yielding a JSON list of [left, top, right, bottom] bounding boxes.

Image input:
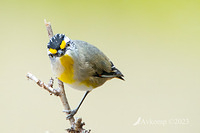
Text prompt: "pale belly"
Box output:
[[66, 81, 94, 91]]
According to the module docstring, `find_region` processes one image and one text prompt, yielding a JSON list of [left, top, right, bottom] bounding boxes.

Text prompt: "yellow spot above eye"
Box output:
[[49, 48, 57, 54], [60, 40, 66, 49]]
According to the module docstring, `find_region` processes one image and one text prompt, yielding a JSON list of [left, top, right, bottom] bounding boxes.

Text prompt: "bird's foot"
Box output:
[[63, 109, 77, 119]]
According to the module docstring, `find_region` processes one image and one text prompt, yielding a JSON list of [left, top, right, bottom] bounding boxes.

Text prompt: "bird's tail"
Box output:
[[112, 67, 124, 80]]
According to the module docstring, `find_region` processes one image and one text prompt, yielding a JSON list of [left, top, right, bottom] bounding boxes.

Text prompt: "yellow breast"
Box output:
[[57, 54, 103, 90], [58, 54, 75, 84]]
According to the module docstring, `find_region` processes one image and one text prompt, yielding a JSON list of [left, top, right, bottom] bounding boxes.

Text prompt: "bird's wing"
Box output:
[[93, 61, 124, 80], [74, 40, 124, 80]]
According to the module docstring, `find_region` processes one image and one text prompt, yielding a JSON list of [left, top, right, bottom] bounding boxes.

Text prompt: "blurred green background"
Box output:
[[0, 0, 200, 132]]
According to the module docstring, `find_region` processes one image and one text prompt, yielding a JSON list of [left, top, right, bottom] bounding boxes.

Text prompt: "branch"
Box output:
[[26, 72, 60, 96], [44, 19, 75, 126], [44, 19, 54, 39], [26, 19, 90, 133]]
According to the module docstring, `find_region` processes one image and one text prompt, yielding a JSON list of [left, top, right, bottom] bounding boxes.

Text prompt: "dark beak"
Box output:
[[57, 49, 65, 57]]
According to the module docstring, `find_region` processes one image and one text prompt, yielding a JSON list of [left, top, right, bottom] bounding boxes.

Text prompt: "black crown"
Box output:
[[47, 34, 65, 50]]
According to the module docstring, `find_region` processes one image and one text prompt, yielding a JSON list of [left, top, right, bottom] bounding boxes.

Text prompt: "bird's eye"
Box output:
[[67, 43, 70, 47]]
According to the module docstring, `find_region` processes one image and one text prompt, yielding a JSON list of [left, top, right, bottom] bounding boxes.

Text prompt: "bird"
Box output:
[[47, 34, 124, 119]]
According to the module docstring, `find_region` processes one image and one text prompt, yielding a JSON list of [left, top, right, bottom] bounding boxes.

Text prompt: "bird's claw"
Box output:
[[63, 109, 77, 119], [63, 109, 71, 113]]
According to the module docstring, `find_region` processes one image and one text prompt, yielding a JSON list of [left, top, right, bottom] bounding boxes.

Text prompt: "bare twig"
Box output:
[[48, 77, 54, 88], [57, 79, 75, 125], [44, 19, 54, 39], [26, 20, 90, 132], [26, 72, 60, 96]]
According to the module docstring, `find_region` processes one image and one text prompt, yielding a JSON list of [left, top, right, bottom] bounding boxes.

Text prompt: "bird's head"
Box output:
[[47, 34, 71, 58]]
